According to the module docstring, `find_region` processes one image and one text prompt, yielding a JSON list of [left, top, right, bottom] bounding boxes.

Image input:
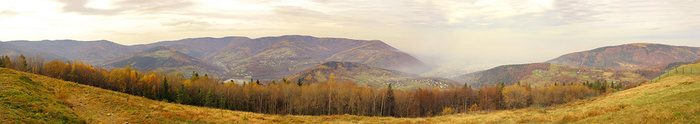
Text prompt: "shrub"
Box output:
[[559, 113, 580, 122], [440, 107, 453, 115]]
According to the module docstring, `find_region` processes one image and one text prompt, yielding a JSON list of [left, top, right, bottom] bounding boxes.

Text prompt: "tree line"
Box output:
[[1, 55, 615, 117]]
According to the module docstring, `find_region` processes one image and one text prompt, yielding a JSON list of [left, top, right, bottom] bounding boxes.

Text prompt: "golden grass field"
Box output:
[[1, 68, 698, 123]]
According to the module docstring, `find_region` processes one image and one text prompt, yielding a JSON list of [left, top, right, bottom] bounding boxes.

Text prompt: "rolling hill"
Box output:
[[284, 61, 457, 90], [548, 43, 700, 70], [3, 40, 136, 65], [457, 63, 656, 88], [0, 42, 67, 61], [205, 35, 430, 79], [2, 65, 696, 123], [105, 46, 221, 77], [129, 36, 250, 59]]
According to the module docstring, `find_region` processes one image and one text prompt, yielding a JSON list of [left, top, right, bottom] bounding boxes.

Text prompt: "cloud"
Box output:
[[161, 19, 213, 31], [3, 0, 700, 72], [0, 9, 19, 17], [272, 5, 333, 21], [56, 0, 194, 15], [58, 0, 123, 15]]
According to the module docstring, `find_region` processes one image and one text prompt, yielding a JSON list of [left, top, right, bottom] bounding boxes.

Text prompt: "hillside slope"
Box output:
[[130, 37, 249, 59], [457, 63, 656, 88], [3, 35, 429, 80], [4, 40, 135, 65], [105, 46, 221, 77], [2, 66, 697, 123], [205, 35, 430, 79], [548, 43, 700, 70], [285, 61, 456, 90], [0, 42, 67, 61]]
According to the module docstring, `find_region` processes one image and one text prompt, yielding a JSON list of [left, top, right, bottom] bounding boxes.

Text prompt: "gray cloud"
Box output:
[[554, 0, 604, 24], [55, 0, 194, 15], [58, 0, 123, 15], [273, 6, 332, 20], [160, 19, 213, 31], [0, 9, 20, 17]]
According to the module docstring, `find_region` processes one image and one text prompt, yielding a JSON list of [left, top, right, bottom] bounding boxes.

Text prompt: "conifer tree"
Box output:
[[3, 55, 12, 69], [177, 84, 191, 104], [219, 96, 227, 109], [196, 89, 205, 105], [0, 56, 4, 68], [205, 89, 214, 107], [161, 77, 171, 101], [297, 78, 303, 86], [19, 55, 27, 72], [384, 84, 396, 116], [190, 72, 200, 81]]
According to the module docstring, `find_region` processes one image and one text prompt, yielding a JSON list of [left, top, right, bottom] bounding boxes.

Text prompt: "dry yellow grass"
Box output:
[[1, 68, 698, 123]]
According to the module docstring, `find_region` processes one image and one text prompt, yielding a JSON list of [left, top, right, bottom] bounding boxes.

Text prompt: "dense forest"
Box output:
[[0, 55, 631, 117]]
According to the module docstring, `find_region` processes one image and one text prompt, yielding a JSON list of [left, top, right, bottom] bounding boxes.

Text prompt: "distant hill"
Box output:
[[105, 46, 221, 77], [548, 43, 700, 70], [457, 63, 654, 88], [284, 61, 455, 90], [4, 40, 135, 65], [130, 37, 249, 59], [325, 41, 430, 74], [0, 42, 67, 61], [206, 35, 430, 79]]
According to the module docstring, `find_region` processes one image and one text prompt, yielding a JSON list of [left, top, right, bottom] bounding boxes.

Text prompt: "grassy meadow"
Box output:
[[1, 68, 698, 123]]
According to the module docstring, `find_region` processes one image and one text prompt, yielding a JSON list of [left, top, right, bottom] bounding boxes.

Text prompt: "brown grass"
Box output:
[[1, 68, 699, 123]]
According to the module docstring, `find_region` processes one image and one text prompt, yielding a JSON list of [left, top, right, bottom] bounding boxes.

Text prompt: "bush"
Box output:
[[559, 113, 580, 122], [440, 107, 453, 115]]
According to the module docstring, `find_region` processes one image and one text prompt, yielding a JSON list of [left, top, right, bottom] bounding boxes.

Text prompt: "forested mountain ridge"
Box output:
[[0, 42, 67, 62], [130, 36, 250, 59], [457, 62, 661, 88], [548, 43, 700, 70], [104, 46, 222, 77], [205, 35, 431, 79], [0, 35, 429, 79], [455, 43, 700, 88], [284, 61, 456, 90], [2, 40, 134, 65]]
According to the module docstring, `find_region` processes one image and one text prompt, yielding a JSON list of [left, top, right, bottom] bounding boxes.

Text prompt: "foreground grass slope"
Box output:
[[1, 68, 698, 123]]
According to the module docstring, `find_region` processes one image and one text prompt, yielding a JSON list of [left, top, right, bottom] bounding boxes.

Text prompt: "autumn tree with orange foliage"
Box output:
[[1, 55, 605, 117]]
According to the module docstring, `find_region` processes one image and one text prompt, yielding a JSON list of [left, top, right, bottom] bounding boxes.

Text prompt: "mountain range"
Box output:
[[458, 43, 700, 88], [105, 46, 222, 77], [456, 63, 656, 88], [0, 35, 430, 80], [5, 36, 700, 89], [548, 43, 700, 70]]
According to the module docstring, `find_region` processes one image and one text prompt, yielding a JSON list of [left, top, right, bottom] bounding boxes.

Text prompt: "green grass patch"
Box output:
[[0, 69, 86, 124]]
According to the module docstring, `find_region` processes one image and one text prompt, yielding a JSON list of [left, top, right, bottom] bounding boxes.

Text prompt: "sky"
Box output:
[[2, 0, 700, 73]]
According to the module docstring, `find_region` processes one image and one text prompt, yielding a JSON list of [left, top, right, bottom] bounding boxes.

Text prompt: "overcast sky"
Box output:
[[2, 0, 700, 71]]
